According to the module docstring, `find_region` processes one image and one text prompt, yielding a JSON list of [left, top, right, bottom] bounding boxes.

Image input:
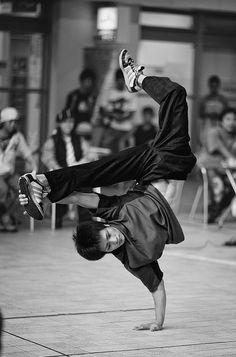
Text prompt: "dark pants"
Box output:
[[46, 76, 196, 203]]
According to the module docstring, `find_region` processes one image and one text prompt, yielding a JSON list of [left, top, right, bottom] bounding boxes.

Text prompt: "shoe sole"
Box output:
[[19, 176, 44, 220], [119, 49, 134, 93]]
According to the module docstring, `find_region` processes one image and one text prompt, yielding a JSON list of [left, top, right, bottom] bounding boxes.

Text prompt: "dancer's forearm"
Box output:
[[152, 279, 166, 328], [56, 192, 99, 209], [134, 279, 166, 332]]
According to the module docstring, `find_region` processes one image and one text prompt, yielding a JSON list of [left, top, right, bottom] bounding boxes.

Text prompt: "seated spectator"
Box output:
[[198, 107, 236, 223], [0, 107, 37, 232], [130, 106, 157, 146], [94, 68, 137, 153], [41, 109, 96, 228]]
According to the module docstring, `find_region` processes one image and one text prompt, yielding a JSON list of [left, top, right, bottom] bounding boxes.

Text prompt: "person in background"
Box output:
[[198, 107, 236, 223], [65, 68, 97, 135], [199, 75, 228, 146], [95, 68, 137, 153], [130, 106, 157, 146], [41, 109, 96, 228], [0, 107, 37, 232]]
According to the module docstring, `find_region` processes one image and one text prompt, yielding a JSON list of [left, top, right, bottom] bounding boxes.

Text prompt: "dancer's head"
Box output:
[[73, 221, 125, 261]]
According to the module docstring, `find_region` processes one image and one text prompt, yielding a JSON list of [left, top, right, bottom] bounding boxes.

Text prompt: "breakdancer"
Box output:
[[19, 49, 196, 331]]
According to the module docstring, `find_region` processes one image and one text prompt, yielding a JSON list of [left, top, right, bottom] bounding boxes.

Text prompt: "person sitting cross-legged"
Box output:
[[19, 49, 196, 331]]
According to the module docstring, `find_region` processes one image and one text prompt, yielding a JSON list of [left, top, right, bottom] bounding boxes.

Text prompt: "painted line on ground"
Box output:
[[166, 251, 236, 266]]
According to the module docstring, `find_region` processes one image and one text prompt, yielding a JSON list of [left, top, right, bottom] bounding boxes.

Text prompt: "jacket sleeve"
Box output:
[[123, 260, 163, 293], [90, 193, 124, 220]]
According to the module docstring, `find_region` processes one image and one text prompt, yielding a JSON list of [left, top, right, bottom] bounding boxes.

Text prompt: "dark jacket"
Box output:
[[93, 184, 184, 292], [51, 128, 82, 168]]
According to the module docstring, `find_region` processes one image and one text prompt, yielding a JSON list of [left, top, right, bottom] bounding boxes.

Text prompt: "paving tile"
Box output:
[[1, 215, 236, 357]]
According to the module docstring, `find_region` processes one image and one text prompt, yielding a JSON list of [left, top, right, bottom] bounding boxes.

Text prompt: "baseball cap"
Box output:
[[0, 107, 19, 123]]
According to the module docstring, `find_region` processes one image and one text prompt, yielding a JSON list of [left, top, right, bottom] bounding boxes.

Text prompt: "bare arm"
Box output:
[[134, 279, 166, 332], [152, 279, 166, 328], [57, 191, 99, 209], [19, 191, 99, 210]]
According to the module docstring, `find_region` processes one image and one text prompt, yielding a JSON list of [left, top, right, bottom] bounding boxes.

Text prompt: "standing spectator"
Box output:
[[199, 75, 228, 145], [41, 109, 95, 228], [65, 68, 97, 135], [131, 106, 157, 146], [198, 107, 236, 223], [0, 107, 37, 232], [96, 68, 137, 153]]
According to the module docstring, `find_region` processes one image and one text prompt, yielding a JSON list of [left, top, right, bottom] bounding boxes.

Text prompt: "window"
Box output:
[[140, 11, 193, 29]]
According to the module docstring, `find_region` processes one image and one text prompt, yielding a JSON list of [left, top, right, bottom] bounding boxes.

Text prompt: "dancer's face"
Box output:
[[99, 226, 125, 252]]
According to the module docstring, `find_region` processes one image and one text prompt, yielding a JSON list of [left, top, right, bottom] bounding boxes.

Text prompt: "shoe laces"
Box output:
[[127, 56, 138, 74]]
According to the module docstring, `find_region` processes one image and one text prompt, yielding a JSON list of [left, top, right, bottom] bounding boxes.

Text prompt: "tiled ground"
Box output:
[[1, 205, 236, 356]]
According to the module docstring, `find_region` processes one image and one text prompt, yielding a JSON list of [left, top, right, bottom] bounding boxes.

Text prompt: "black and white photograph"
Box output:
[[1, 1, 236, 356]]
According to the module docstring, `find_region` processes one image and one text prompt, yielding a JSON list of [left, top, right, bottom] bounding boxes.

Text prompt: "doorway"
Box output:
[[0, 31, 45, 168]]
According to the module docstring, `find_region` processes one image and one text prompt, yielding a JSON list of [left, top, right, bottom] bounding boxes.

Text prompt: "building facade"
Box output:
[[0, 0, 236, 164]]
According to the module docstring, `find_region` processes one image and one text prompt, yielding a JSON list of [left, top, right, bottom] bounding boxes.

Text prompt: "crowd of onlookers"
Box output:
[[0, 67, 236, 232]]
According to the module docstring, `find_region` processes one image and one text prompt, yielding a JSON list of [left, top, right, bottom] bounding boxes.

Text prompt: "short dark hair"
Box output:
[[220, 107, 236, 121], [208, 75, 221, 85], [79, 68, 96, 82], [72, 220, 107, 261]]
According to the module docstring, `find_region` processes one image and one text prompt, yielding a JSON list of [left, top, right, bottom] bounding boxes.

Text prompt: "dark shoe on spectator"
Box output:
[[1, 215, 18, 232], [207, 215, 217, 224], [4, 223, 18, 233], [224, 238, 236, 246], [0, 222, 6, 232]]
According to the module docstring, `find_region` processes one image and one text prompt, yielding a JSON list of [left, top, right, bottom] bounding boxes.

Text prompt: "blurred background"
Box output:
[[1, 0, 236, 231], [0, 0, 236, 158]]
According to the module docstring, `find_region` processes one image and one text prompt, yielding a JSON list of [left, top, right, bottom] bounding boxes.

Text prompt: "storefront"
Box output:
[[0, 0, 51, 167], [1, 0, 236, 161]]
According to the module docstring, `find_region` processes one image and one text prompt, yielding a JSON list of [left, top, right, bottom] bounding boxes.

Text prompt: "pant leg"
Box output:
[[46, 76, 196, 203], [141, 76, 191, 151], [138, 76, 196, 183], [46, 144, 150, 202]]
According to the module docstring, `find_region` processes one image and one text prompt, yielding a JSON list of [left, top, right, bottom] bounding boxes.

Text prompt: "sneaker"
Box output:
[[18, 173, 46, 220], [119, 49, 144, 93]]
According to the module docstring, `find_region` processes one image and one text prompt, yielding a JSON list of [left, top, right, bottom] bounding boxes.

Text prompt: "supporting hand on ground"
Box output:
[[133, 321, 162, 332]]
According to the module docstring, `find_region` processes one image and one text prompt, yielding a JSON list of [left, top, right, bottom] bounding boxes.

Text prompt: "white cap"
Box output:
[[0, 107, 19, 123]]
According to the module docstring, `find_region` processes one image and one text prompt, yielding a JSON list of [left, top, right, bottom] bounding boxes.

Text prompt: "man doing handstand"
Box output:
[[19, 49, 196, 332]]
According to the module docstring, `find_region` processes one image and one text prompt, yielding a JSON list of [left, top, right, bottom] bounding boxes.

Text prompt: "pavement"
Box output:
[[1, 179, 236, 356]]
